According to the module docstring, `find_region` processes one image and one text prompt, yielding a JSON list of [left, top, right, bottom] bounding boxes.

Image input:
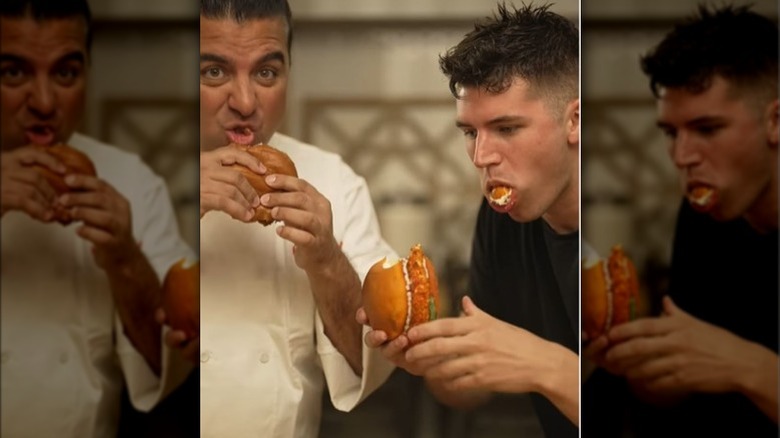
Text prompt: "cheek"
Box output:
[[59, 85, 86, 124], [0, 87, 25, 116]]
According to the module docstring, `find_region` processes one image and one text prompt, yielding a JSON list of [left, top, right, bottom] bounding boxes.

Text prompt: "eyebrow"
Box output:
[[455, 115, 528, 129], [657, 115, 728, 129], [200, 51, 286, 66], [0, 51, 85, 65]]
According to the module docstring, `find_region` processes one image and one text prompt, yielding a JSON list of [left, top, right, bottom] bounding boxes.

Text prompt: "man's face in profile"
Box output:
[[455, 78, 578, 228], [656, 75, 778, 223], [199, 16, 290, 151], [0, 16, 88, 150]]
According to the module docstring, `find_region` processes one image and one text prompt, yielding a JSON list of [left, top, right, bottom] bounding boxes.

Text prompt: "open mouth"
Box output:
[[226, 127, 256, 145], [487, 185, 515, 212], [25, 125, 56, 145], [687, 185, 717, 212]]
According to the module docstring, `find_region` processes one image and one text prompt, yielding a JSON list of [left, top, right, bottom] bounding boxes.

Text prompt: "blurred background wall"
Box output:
[[582, 0, 778, 319]]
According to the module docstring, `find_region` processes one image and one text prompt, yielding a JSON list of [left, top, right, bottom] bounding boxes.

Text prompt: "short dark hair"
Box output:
[[641, 4, 778, 101], [200, 0, 293, 55], [0, 0, 92, 51], [439, 2, 578, 109]]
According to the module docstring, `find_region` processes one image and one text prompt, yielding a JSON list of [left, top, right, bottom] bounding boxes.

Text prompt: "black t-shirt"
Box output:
[[629, 200, 779, 437], [469, 199, 579, 437]]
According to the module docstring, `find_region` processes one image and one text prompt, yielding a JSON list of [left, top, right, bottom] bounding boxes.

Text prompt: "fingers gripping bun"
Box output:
[[362, 244, 440, 340], [161, 258, 200, 339], [227, 143, 298, 225], [32, 143, 97, 225], [581, 244, 639, 340]]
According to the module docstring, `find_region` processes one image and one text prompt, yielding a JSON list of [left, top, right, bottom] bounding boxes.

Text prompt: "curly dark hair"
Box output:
[[439, 2, 578, 108], [641, 4, 778, 100]]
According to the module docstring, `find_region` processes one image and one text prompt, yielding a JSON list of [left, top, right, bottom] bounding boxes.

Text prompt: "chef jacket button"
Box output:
[[200, 351, 211, 363], [259, 352, 270, 364], [1, 351, 9, 364], [59, 352, 69, 364]]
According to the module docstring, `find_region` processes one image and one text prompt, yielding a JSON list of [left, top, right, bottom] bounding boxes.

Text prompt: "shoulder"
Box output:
[[68, 132, 156, 179], [270, 132, 363, 187]]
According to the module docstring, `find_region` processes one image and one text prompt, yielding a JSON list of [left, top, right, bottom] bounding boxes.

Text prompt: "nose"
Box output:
[[669, 131, 702, 169], [471, 132, 500, 168], [27, 75, 56, 119], [228, 77, 257, 118]]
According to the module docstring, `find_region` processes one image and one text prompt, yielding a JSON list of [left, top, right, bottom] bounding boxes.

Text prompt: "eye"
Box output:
[[0, 65, 27, 86], [660, 127, 677, 140], [461, 129, 477, 139], [202, 66, 224, 80], [695, 124, 722, 137], [53, 65, 82, 85], [255, 68, 278, 84], [497, 125, 519, 136]]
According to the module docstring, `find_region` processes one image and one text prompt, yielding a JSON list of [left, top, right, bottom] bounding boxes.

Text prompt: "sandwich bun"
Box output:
[[227, 143, 298, 225], [582, 244, 639, 340], [161, 258, 199, 339], [362, 244, 440, 340], [31, 143, 97, 225]]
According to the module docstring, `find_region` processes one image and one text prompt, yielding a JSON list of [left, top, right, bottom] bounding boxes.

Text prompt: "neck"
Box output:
[[744, 183, 778, 235], [543, 156, 579, 235]]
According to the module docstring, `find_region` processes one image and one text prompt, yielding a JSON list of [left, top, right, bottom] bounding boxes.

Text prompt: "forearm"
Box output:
[[534, 341, 580, 426], [738, 345, 779, 423], [425, 377, 492, 411], [105, 245, 163, 375], [308, 249, 363, 375]]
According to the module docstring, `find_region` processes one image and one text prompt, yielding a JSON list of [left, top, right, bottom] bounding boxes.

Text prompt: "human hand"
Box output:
[[603, 296, 763, 396], [200, 146, 265, 221], [403, 296, 553, 394], [156, 308, 199, 365], [0, 145, 65, 221], [260, 174, 340, 274], [57, 174, 143, 269], [356, 306, 435, 376]]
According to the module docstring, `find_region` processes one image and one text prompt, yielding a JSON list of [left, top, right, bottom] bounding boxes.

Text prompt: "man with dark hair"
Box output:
[[0, 0, 194, 436], [195, 0, 396, 436], [360, 3, 580, 436], [585, 4, 778, 437]]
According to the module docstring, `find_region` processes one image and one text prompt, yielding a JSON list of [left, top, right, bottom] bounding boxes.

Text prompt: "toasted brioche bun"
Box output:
[[227, 143, 298, 225], [31, 143, 97, 225], [582, 245, 639, 340], [161, 258, 200, 339], [362, 244, 440, 340]]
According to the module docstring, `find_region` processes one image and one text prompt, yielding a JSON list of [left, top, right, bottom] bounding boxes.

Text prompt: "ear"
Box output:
[[766, 98, 779, 147], [565, 98, 580, 147]]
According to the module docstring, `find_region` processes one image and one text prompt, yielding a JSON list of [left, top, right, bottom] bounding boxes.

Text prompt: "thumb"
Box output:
[[461, 295, 481, 317], [661, 295, 685, 317]]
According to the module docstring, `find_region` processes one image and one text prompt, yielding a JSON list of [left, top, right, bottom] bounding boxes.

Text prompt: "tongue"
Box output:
[[226, 129, 255, 145], [25, 128, 55, 145]]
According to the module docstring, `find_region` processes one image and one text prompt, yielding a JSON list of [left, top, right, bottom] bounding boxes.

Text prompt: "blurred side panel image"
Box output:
[[581, 0, 779, 436], [0, 0, 199, 437]]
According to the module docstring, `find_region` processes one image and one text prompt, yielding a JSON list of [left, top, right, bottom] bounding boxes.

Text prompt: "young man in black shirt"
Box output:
[[359, 4, 580, 436]]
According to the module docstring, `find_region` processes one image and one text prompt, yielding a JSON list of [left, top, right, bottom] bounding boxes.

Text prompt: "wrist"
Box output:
[[736, 342, 777, 397], [534, 340, 577, 399]]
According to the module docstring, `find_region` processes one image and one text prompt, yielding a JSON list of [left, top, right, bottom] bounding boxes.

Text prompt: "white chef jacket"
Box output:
[[0, 133, 194, 438], [200, 133, 397, 438]]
